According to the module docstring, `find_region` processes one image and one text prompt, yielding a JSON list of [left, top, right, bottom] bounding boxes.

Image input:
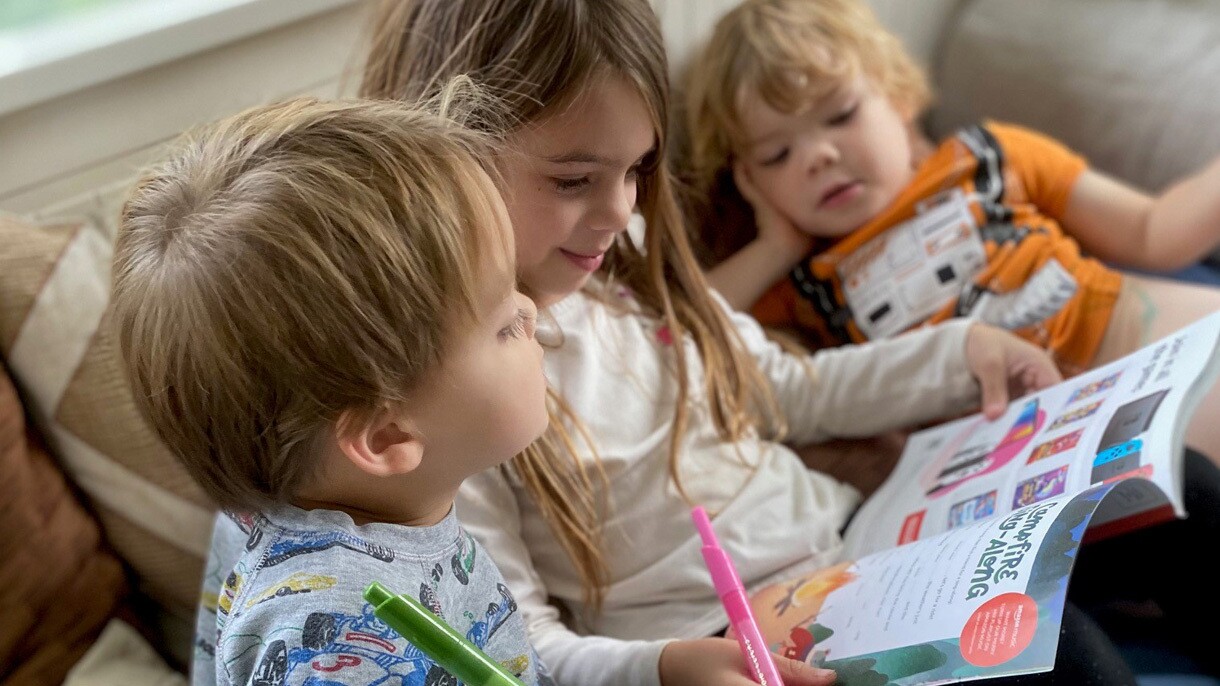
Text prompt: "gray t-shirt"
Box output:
[[192, 506, 552, 686]]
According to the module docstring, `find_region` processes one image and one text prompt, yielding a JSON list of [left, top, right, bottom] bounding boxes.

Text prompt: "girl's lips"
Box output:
[[818, 181, 863, 210], [560, 249, 605, 272]]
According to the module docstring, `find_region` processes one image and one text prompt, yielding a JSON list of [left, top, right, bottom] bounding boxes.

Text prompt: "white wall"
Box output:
[[0, 1, 368, 223], [0, 0, 954, 223]]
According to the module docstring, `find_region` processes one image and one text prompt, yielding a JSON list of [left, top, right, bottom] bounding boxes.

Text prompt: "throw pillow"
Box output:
[[0, 215, 216, 641], [0, 363, 127, 686]]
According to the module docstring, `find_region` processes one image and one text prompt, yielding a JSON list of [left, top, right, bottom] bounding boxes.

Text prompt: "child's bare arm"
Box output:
[[707, 164, 813, 310], [707, 233, 809, 310], [1063, 155, 1220, 271]]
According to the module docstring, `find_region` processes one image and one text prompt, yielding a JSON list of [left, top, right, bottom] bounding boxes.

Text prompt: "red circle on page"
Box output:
[[959, 592, 1038, 667]]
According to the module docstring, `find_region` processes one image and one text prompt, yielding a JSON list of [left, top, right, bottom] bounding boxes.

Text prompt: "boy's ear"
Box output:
[[335, 406, 424, 478]]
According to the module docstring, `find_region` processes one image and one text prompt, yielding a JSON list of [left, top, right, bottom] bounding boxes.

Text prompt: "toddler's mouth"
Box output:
[[818, 181, 862, 209]]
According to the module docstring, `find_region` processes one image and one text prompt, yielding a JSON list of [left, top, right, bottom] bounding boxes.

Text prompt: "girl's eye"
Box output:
[[498, 308, 535, 341], [760, 147, 790, 167], [827, 102, 859, 126], [552, 176, 591, 192]]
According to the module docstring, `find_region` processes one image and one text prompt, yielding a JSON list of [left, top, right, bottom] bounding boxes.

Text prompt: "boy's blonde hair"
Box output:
[[112, 97, 509, 512], [685, 0, 932, 262], [362, 0, 785, 612]]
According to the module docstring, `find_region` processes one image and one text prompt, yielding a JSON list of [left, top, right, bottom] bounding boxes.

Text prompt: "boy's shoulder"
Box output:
[[933, 120, 1082, 168], [209, 507, 549, 685]]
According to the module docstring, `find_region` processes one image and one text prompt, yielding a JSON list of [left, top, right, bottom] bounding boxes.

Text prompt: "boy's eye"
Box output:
[[552, 176, 591, 192], [498, 308, 535, 341], [760, 147, 790, 167], [827, 102, 859, 126]]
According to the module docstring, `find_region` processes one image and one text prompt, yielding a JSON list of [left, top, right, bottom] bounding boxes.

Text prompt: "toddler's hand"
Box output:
[[659, 637, 836, 686], [964, 323, 1062, 419], [735, 163, 815, 256]]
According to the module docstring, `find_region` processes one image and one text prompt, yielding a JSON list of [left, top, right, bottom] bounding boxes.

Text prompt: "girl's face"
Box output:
[[501, 74, 657, 307], [737, 74, 915, 238]]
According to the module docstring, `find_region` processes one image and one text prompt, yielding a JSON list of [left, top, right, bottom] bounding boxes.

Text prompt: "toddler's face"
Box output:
[[736, 75, 915, 238], [499, 73, 656, 307], [405, 203, 548, 478]]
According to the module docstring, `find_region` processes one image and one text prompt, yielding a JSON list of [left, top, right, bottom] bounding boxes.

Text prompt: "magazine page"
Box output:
[[750, 483, 1131, 685], [843, 311, 1220, 560]]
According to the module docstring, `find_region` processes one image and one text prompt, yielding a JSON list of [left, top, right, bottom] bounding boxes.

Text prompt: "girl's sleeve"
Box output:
[[456, 469, 670, 686], [722, 294, 981, 445]]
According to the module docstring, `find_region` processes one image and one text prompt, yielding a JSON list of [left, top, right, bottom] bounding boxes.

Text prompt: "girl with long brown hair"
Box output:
[[356, 2, 1061, 685]]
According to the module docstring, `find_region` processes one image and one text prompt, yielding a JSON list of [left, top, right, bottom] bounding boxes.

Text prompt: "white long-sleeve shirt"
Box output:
[[455, 287, 981, 686]]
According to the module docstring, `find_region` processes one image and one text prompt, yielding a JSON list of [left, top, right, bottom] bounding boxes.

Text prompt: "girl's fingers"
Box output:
[[773, 654, 837, 685]]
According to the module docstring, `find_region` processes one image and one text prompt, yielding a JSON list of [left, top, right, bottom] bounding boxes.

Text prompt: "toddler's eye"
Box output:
[[827, 103, 859, 126], [760, 147, 790, 167]]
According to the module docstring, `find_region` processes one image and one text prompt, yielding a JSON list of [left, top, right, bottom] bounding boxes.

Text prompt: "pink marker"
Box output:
[[692, 506, 786, 686]]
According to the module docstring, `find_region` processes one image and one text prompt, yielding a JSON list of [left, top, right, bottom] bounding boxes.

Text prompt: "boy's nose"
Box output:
[[804, 139, 839, 174]]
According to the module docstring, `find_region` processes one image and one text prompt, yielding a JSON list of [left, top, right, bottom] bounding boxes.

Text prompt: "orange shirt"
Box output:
[[752, 122, 1122, 373]]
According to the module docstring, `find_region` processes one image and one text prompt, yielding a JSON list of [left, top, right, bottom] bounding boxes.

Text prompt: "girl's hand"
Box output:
[[735, 163, 815, 256], [964, 323, 1063, 419], [659, 637, 836, 686]]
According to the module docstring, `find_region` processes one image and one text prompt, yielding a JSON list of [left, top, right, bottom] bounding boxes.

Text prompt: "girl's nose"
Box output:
[[595, 178, 636, 233]]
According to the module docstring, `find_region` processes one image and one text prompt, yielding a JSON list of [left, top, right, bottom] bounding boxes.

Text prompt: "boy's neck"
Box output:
[[291, 484, 458, 527], [289, 496, 455, 527]]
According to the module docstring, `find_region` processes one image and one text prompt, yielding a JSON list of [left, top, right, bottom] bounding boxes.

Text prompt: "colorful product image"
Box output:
[[1026, 429, 1084, 465], [1090, 439, 1143, 484], [926, 399, 1044, 498], [1095, 389, 1169, 453], [1087, 389, 1169, 484], [1012, 466, 1070, 508], [1066, 372, 1121, 404], [1046, 400, 1102, 431], [948, 491, 998, 529]]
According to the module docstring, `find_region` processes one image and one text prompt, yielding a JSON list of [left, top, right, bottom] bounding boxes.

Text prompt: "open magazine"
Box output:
[[747, 311, 1220, 685]]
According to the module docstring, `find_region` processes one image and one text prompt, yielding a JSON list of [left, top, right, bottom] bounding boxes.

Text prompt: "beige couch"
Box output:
[[2, 1, 1218, 684]]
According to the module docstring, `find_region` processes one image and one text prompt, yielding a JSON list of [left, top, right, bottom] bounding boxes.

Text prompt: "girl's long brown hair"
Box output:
[[361, 0, 783, 612]]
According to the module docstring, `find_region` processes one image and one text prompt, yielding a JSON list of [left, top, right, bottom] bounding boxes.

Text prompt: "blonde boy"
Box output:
[[111, 98, 553, 686], [686, 0, 1220, 459]]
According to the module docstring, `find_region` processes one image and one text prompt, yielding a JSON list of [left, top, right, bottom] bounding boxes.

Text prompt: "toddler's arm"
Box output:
[[706, 165, 813, 311], [1063, 155, 1220, 271]]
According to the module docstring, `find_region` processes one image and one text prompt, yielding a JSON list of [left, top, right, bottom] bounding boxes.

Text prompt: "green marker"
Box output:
[[363, 581, 528, 686]]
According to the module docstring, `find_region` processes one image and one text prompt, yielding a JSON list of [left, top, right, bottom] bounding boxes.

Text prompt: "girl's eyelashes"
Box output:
[[498, 308, 535, 341], [551, 176, 591, 192]]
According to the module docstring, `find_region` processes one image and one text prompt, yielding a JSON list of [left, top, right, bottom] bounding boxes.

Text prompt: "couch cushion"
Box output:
[[928, 0, 1220, 194], [0, 214, 215, 633], [0, 363, 127, 686]]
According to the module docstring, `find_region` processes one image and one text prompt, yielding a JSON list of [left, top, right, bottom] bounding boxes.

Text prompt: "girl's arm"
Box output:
[[706, 164, 813, 311], [456, 469, 669, 686], [1062, 155, 1220, 271], [726, 297, 1058, 445], [456, 469, 838, 686]]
